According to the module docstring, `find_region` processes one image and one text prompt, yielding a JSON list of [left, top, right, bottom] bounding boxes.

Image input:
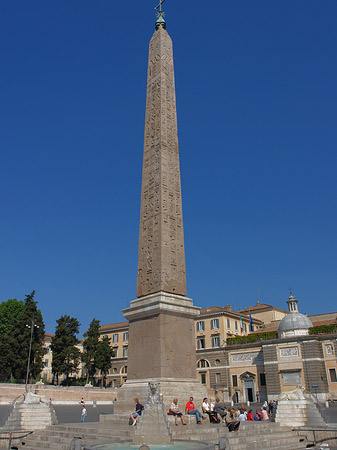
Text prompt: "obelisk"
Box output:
[[122, 5, 205, 404]]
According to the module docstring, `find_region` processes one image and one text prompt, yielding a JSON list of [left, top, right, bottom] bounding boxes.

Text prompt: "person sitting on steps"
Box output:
[[214, 397, 227, 422], [225, 409, 240, 432], [170, 398, 187, 426], [202, 397, 220, 423], [185, 396, 206, 424], [130, 397, 143, 426]]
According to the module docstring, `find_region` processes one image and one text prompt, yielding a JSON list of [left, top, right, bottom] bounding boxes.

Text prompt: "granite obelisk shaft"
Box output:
[[122, 22, 205, 403], [136, 26, 186, 298]]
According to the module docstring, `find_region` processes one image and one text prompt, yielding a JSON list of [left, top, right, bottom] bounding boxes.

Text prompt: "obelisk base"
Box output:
[[121, 292, 206, 410], [116, 378, 207, 413]]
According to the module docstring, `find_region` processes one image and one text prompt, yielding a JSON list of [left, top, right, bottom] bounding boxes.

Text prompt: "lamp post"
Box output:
[[25, 319, 39, 392]]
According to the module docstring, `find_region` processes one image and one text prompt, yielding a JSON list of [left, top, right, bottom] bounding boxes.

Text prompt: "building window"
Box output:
[[259, 373, 266, 386], [212, 335, 220, 348], [103, 334, 108, 339], [197, 321, 205, 332], [113, 347, 118, 358], [112, 333, 119, 343], [215, 359, 221, 365], [211, 319, 219, 330], [44, 360, 49, 368], [326, 344, 334, 355], [243, 323, 247, 333], [329, 368, 337, 383], [123, 346, 128, 358], [227, 318, 231, 328], [197, 359, 210, 368], [281, 371, 302, 386], [200, 372, 207, 385], [121, 366, 127, 374], [232, 375, 238, 387], [235, 321, 238, 331], [215, 373, 221, 385], [123, 332, 128, 342], [197, 337, 205, 350]]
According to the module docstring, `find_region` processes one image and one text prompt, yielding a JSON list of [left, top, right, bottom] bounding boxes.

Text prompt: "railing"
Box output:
[[0, 431, 33, 450], [291, 427, 337, 447]]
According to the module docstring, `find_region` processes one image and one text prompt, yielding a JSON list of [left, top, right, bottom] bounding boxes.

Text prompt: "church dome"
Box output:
[[278, 294, 313, 338]]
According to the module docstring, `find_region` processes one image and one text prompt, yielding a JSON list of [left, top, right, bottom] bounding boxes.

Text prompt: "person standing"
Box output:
[[81, 405, 87, 423]]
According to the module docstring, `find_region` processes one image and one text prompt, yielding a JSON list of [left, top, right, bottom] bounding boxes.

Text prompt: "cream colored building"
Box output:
[[42, 298, 337, 399], [40, 334, 84, 384], [95, 297, 337, 401]]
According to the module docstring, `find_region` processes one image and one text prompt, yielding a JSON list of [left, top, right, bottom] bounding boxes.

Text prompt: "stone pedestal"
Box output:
[[123, 292, 200, 381], [117, 378, 207, 413], [121, 292, 207, 411]]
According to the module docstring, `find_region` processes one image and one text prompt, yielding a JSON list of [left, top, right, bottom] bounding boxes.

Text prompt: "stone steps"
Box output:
[[2, 403, 56, 431], [275, 399, 326, 428], [20, 414, 311, 450], [22, 423, 134, 450]]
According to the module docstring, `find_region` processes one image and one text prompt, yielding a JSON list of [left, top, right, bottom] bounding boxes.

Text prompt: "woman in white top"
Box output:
[[170, 398, 187, 426], [202, 397, 219, 423]]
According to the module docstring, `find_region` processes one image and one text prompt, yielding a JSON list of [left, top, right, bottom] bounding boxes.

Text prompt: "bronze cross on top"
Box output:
[[155, 0, 166, 14]]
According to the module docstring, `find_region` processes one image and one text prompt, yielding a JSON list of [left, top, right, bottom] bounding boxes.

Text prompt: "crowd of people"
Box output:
[[129, 396, 278, 432]]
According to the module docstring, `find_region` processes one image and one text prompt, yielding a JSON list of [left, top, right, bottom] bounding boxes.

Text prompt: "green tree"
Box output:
[[11, 291, 46, 382], [95, 336, 114, 388], [0, 298, 25, 380], [0, 334, 13, 380], [82, 318, 100, 384], [51, 315, 81, 385], [0, 299, 24, 335]]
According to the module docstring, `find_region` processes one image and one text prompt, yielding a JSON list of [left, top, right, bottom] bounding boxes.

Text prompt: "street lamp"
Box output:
[[25, 320, 39, 392]]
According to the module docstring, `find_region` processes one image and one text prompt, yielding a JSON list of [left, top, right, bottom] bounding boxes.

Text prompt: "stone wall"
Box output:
[[263, 345, 281, 397], [0, 384, 116, 404], [301, 340, 329, 395]]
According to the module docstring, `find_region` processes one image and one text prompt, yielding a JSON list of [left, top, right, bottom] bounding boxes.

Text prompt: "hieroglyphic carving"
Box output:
[[279, 347, 299, 358], [137, 28, 186, 298]]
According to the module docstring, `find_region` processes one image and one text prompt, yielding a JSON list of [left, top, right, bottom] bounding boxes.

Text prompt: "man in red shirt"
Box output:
[[185, 397, 204, 424]]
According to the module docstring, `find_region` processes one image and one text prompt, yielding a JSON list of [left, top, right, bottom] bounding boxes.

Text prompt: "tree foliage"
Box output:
[[0, 298, 24, 380], [1, 291, 46, 381], [95, 336, 114, 387], [227, 331, 277, 345], [51, 315, 81, 384], [82, 318, 101, 384], [0, 299, 24, 335], [309, 324, 337, 335]]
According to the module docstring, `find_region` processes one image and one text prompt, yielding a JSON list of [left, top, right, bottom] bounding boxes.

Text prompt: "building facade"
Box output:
[[94, 296, 337, 401]]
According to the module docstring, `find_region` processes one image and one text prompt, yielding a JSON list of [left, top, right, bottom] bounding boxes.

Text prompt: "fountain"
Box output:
[[84, 383, 214, 450]]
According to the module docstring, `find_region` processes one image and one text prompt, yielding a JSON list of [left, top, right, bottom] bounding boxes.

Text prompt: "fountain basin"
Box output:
[[84, 440, 214, 450]]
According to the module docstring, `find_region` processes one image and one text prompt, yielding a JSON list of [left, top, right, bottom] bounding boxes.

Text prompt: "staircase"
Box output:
[[2, 402, 57, 431], [275, 398, 326, 427], [19, 413, 311, 450], [172, 421, 309, 450]]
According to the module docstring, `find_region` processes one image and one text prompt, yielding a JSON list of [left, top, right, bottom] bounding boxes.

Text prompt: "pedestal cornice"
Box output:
[[123, 291, 200, 321]]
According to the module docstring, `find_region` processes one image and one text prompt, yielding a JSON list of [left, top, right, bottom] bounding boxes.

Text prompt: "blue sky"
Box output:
[[1, 1, 336, 336]]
